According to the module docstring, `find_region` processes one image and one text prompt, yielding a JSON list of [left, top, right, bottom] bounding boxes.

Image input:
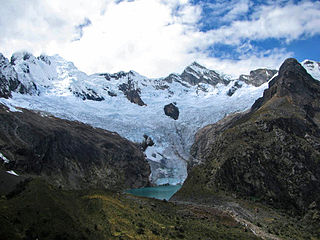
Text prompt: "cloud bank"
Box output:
[[0, 0, 319, 77]]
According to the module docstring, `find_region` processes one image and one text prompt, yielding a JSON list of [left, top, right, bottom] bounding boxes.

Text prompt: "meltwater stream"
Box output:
[[125, 185, 182, 201]]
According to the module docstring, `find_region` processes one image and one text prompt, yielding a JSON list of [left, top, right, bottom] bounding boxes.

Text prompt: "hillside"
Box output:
[[175, 58, 320, 217], [0, 103, 150, 191]]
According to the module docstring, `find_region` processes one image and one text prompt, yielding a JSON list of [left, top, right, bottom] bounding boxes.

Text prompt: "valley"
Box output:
[[1, 52, 320, 239]]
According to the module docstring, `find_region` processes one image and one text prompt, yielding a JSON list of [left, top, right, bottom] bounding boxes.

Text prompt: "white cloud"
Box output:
[[0, 0, 319, 78], [48, 0, 205, 77], [205, 1, 320, 45], [222, 0, 251, 22], [198, 48, 293, 78]]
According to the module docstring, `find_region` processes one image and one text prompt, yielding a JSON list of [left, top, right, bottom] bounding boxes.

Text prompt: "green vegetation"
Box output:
[[0, 178, 259, 240]]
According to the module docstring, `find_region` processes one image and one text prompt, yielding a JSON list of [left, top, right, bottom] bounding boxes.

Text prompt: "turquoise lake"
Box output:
[[125, 185, 182, 201]]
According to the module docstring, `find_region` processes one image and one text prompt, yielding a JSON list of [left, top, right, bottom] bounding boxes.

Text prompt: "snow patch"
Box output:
[[0, 98, 22, 112], [0, 153, 9, 163], [6, 170, 19, 176], [302, 60, 320, 80]]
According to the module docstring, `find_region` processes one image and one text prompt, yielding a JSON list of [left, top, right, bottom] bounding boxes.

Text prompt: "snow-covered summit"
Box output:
[[0, 53, 26, 98], [302, 59, 320, 80], [1, 53, 315, 185], [178, 61, 230, 86]]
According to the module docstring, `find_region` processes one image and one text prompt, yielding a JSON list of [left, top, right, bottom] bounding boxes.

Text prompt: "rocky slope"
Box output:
[[176, 58, 320, 216], [0, 103, 150, 191]]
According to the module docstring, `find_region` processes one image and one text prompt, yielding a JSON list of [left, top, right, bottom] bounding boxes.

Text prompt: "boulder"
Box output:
[[164, 103, 179, 120]]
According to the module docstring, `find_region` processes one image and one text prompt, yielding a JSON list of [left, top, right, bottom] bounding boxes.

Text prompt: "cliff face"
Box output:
[[0, 104, 150, 191], [177, 59, 320, 214]]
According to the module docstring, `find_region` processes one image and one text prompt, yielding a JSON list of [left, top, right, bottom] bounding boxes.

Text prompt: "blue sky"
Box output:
[[191, 0, 320, 63], [0, 0, 319, 77]]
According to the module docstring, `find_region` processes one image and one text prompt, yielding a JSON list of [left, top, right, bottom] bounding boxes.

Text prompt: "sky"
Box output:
[[0, 0, 319, 78]]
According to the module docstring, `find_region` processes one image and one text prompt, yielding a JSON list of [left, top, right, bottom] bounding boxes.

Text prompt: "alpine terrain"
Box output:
[[1, 50, 320, 239], [0, 51, 284, 185]]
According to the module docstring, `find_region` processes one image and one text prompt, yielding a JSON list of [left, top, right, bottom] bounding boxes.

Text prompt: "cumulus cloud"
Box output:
[[0, 0, 319, 77]]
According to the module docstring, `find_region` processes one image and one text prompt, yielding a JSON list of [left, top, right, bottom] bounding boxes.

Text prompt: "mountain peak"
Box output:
[[188, 61, 206, 69], [302, 59, 320, 81], [239, 68, 277, 87], [180, 61, 229, 86], [252, 58, 320, 111], [269, 58, 314, 91], [11, 51, 36, 65]]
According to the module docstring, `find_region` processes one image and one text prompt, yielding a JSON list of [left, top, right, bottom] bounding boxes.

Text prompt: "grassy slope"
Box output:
[[0, 178, 259, 240]]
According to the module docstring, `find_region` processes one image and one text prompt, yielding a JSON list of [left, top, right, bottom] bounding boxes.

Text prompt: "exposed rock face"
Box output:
[[227, 81, 243, 96], [0, 104, 150, 190], [178, 58, 320, 214], [164, 103, 179, 120], [239, 68, 277, 87], [119, 80, 146, 106], [140, 134, 155, 151], [72, 88, 105, 101], [0, 54, 26, 98]]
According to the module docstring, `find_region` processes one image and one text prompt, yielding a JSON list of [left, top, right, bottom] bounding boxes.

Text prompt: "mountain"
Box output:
[[2, 53, 320, 239], [167, 61, 230, 86], [0, 51, 281, 186], [0, 53, 26, 98], [3, 52, 319, 186], [175, 58, 320, 217], [0, 103, 150, 191], [239, 68, 278, 87], [302, 59, 320, 80]]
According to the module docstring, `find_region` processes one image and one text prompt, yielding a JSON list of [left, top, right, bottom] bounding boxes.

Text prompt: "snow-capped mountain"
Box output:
[[1, 51, 318, 185], [302, 59, 320, 80]]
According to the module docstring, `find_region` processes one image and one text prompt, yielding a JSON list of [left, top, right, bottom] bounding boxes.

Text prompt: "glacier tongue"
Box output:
[[2, 52, 276, 185]]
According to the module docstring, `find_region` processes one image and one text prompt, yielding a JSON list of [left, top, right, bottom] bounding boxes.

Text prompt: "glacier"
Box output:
[[1, 52, 319, 185]]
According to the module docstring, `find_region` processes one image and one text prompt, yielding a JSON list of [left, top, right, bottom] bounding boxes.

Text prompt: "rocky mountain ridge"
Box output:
[[176, 58, 320, 217]]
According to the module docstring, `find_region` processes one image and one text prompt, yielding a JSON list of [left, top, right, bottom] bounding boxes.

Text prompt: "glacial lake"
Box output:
[[125, 185, 182, 201]]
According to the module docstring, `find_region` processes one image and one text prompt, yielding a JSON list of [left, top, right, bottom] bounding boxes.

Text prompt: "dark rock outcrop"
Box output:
[[227, 81, 243, 96], [0, 104, 150, 190], [0, 53, 26, 98], [72, 88, 105, 101], [119, 80, 145, 106], [164, 103, 179, 120], [239, 68, 277, 87], [140, 134, 155, 151], [177, 58, 320, 215]]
